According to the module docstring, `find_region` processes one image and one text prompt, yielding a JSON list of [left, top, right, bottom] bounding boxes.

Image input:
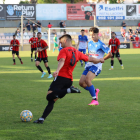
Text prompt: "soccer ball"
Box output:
[[20, 110, 33, 122]]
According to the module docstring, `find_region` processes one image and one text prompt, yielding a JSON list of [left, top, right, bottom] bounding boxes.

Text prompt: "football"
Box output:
[[20, 110, 33, 122]]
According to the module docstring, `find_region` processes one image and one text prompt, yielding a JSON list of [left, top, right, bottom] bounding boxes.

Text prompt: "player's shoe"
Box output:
[[33, 119, 44, 124], [81, 62, 83, 67], [41, 72, 46, 78], [48, 74, 53, 78], [88, 100, 99, 106], [13, 63, 16, 65], [95, 89, 100, 100], [121, 66, 124, 69], [21, 61, 23, 64], [70, 86, 81, 93], [109, 68, 113, 70], [34, 59, 36, 61]]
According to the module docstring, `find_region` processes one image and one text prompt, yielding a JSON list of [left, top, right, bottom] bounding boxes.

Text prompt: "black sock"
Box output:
[[119, 60, 122, 65], [31, 54, 32, 58], [35, 54, 37, 59], [46, 66, 51, 74], [13, 59, 15, 63], [18, 57, 22, 62], [41, 101, 55, 119], [36, 65, 43, 73], [111, 60, 114, 66]]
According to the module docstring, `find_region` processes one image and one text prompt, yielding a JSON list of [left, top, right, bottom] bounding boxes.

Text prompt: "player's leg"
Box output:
[[33, 77, 80, 123], [83, 49, 87, 65], [109, 53, 114, 70], [43, 58, 53, 78], [53, 44, 56, 53], [34, 48, 37, 61], [78, 49, 84, 66], [17, 52, 23, 64], [12, 51, 16, 65], [31, 48, 33, 62], [116, 52, 124, 69], [35, 58, 46, 78]]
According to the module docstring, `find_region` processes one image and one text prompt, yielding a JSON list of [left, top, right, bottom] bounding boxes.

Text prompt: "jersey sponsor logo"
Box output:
[[103, 45, 108, 48]]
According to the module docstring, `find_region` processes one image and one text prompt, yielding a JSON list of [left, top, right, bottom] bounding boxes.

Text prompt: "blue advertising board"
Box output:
[[36, 4, 67, 20], [96, 4, 126, 20]]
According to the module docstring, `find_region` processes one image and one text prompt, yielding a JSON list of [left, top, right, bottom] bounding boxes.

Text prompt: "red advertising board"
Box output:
[[133, 42, 140, 48], [67, 4, 96, 20]]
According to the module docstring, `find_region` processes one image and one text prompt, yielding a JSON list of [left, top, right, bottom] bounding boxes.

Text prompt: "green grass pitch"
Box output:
[[0, 50, 140, 140]]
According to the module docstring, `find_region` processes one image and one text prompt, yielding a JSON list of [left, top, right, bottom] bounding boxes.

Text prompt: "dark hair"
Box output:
[[89, 27, 99, 33], [59, 34, 72, 41], [49, 22, 50, 24], [33, 32, 36, 34], [37, 32, 41, 34], [13, 35, 15, 37], [81, 29, 85, 32], [111, 32, 116, 35]]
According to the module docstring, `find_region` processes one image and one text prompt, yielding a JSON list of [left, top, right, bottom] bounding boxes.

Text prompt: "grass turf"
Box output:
[[0, 50, 140, 140]]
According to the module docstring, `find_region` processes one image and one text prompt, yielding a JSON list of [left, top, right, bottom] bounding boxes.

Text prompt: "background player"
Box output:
[[79, 27, 112, 106], [33, 34, 104, 124], [109, 32, 124, 70], [53, 34, 58, 53], [29, 32, 38, 62], [35, 32, 52, 78], [9, 35, 23, 65], [77, 29, 88, 67]]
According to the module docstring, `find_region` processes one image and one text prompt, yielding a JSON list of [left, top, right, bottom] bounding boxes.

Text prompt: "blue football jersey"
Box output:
[[78, 35, 88, 49], [85, 39, 110, 70]]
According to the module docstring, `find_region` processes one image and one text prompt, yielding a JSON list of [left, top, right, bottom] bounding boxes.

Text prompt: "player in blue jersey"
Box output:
[[77, 29, 88, 67], [59, 31, 66, 52], [79, 27, 112, 106]]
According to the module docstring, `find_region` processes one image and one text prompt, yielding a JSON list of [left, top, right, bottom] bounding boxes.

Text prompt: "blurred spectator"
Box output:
[[129, 33, 135, 41], [60, 21, 64, 32], [120, 27, 124, 35], [122, 30, 126, 39], [128, 27, 133, 34], [135, 34, 139, 41], [19, 22, 25, 33], [32, 22, 36, 32], [15, 28, 20, 36], [122, 21, 126, 31], [138, 22, 140, 27], [47, 22, 53, 28], [26, 20, 31, 32], [37, 21, 42, 32], [63, 21, 66, 28], [132, 31, 136, 38], [136, 27, 140, 34]]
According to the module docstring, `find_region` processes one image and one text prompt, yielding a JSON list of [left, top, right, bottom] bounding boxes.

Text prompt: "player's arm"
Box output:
[[29, 39, 33, 45], [88, 57, 104, 64], [103, 51, 112, 60], [53, 58, 65, 77], [115, 45, 120, 52], [38, 46, 48, 52], [101, 44, 112, 60], [76, 40, 79, 50], [15, 41, 20, 47]]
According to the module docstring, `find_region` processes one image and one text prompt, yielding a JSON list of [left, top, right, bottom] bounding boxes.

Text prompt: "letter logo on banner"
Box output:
[[0, 5, 3, 12], [98, 5, 103, 11], [7, 5, 14, 16]]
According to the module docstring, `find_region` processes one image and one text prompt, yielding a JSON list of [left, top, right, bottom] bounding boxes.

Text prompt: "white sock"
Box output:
[[39, 118, 44, 121], [92, 96, 96, 100], [111, 66, 113, 69], [67, 88, 71, 93], [121, 65, 123, 66], [42, 71, 45, 74]]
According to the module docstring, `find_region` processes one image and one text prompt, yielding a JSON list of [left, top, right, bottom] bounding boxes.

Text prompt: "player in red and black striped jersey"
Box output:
[[108, 32, 124, 70], [33, 34, 104, 124], [29, 32, 38, 62], [8, 35, 23, 65], [35, 32, 52, 78]]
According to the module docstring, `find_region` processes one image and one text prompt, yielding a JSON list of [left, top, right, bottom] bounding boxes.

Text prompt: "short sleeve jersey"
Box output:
[[85, 39, 110, 70], [78, 35, 88, 49], [29, 37, 38, 48], [109, 38, 120, 53], [10, 39, 20, 51], [37, 39, 48, 58], [57, 47, 89, 80]]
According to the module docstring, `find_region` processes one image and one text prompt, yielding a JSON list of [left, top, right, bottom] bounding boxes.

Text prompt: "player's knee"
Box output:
[[85, 77, 91, 86], [46, 93, 56, 101], [79, 80, 84, 87], [35, 62, 38, 67]]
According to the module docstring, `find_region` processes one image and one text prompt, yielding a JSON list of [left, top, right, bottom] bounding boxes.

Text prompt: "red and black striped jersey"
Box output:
[[10, 39, 20, 51], [109, 38, 120, 53], [29, 37, 38, 48], [37, 39, 48, 58]]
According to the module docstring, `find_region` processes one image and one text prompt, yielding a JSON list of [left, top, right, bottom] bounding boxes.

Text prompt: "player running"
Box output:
[[53, 34, 58, 53], [29, 32, 38, 62], [35, 32, 53, 78], [77, 29, 88, 67], [79, 27, 112, 106], [109, 32, 124, 70], [33, 34, 104, 124], [9, 35, 23, 65]]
